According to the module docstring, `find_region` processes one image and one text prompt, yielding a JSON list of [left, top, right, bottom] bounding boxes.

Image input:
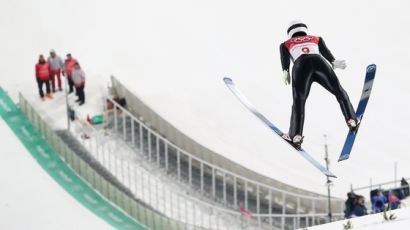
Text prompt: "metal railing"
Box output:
[[102, 96, 345, 229], [352, 178, 410, 193], [18, 93, 188, 230]]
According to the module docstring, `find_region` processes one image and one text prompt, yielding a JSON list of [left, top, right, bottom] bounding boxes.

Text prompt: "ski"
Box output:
[[223, 77, 336, 178], [338, 64, 377, 161]]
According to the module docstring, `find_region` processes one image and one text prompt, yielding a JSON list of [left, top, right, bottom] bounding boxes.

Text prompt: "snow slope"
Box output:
[[0, 118, 113, 230], [1, 0, 410, 198], [307, 207, 410, 230]]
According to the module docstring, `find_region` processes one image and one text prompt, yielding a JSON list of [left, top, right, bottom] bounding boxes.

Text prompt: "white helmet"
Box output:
[[287, 20, 308, 38]]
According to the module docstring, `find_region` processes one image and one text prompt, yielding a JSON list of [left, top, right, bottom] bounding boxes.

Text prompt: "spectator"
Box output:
[[344, 192, 357, 218], [372, 190, 387, 213], [47, 49, 64, 92], [35, 54, 52, 101], [352, 195, 367, 217], [71, 62, 85, 105], [388, 191, 401, 210], [63, 53, 77, 93], [401, 178, 409, 197]]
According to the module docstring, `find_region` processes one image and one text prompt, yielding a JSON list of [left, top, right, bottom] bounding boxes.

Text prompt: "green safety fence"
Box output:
[[0, 87, 146, 230]]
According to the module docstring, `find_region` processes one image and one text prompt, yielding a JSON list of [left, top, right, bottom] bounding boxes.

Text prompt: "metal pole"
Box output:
[[233, 176, 237, 208], [189, 156, 192, 186], [212, 168, 216, 198], [64, 74, 70, 130], [177, 150, 181, 182], [131, 118, 135, 147], [223, 172, 227, 205], [281, 193, 286, 230], [394, 162, 398, 187], [200, 162, 204, 195], [324, 134, 332, 223], [268, 189, 272, 227], [256, 184, 260, 227]]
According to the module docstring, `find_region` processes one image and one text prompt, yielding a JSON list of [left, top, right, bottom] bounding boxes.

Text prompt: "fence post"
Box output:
[[282, 193, 286, 230]]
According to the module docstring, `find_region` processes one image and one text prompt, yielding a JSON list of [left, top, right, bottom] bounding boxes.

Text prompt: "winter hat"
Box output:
[[287, 20, 308, 38]]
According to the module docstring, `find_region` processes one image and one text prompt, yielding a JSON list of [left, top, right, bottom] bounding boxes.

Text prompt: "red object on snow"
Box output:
[[87, 115, 93, 124], [240, 207, 253, 218]]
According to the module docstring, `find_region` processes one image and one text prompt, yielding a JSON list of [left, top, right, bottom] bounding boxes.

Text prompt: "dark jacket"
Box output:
[[344, 192, 356, 218], [352, 204, 367, 217], [401, 178, 409, 197]]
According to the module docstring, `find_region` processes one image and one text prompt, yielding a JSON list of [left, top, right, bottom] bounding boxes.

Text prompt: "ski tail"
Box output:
[[223, 77, 283, 136]]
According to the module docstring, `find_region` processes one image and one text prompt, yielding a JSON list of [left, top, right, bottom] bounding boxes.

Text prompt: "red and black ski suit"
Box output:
[[280, 35, 356, 138]]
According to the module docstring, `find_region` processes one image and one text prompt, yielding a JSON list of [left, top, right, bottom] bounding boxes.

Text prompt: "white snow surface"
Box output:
[[307, 206, 410, 230], [0, 119, 113, 230], [1, 0, 410, 198]]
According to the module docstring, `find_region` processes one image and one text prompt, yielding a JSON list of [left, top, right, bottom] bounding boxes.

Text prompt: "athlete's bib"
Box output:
[[284, 35, 320, 61]]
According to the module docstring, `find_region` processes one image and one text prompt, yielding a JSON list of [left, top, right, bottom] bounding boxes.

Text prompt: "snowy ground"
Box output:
[[307, 197, 410, 230], [306, 206, 410, 230], [0, 119, 113, 230], [1, 0, 410, 199]]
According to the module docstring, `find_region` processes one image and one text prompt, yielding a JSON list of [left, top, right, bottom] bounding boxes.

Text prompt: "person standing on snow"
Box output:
[[280, 20, 357, 147], [388, 191, 401, 210], [352, 195, 367, 217], [47, 49, 64, 92], [35, 54, 53, 101], [71, 62, 86, 105], [63, 53, 78, 94], [371, 190, 387, 213]]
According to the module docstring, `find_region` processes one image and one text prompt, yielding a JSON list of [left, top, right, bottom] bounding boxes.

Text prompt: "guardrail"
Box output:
[[103, 96, 345, 229], [18, 93, 190, 230], [352, 178, 410, 193]]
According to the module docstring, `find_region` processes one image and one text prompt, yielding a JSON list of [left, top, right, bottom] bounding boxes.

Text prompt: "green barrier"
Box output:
[[0, 87, 146, 230]]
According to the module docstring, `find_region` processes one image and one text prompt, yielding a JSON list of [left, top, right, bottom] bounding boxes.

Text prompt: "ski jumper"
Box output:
[[280, 35, 356, 138]]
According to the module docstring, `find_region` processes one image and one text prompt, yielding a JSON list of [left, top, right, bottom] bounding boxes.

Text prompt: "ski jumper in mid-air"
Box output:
[[280, 20, 358, 147]]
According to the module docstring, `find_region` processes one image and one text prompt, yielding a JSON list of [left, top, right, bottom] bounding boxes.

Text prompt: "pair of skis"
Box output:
[[224, 64, 376, 177]]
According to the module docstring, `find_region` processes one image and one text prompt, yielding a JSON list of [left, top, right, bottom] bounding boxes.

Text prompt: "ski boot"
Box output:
[[292, 135, 304, 148], [282, 133, 304, 148], [347, 118, 360, 133]]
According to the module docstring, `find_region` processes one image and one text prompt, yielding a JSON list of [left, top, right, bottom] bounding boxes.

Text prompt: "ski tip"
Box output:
[[223, 77, 233, 83], [367, 64, 376, 73], [338, 155, 350, 162], [327, 172, 337, 178]]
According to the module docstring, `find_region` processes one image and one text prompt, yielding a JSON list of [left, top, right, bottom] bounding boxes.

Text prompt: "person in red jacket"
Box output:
[[62, 53, 78, 94], [35, 54, 53, 101]]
